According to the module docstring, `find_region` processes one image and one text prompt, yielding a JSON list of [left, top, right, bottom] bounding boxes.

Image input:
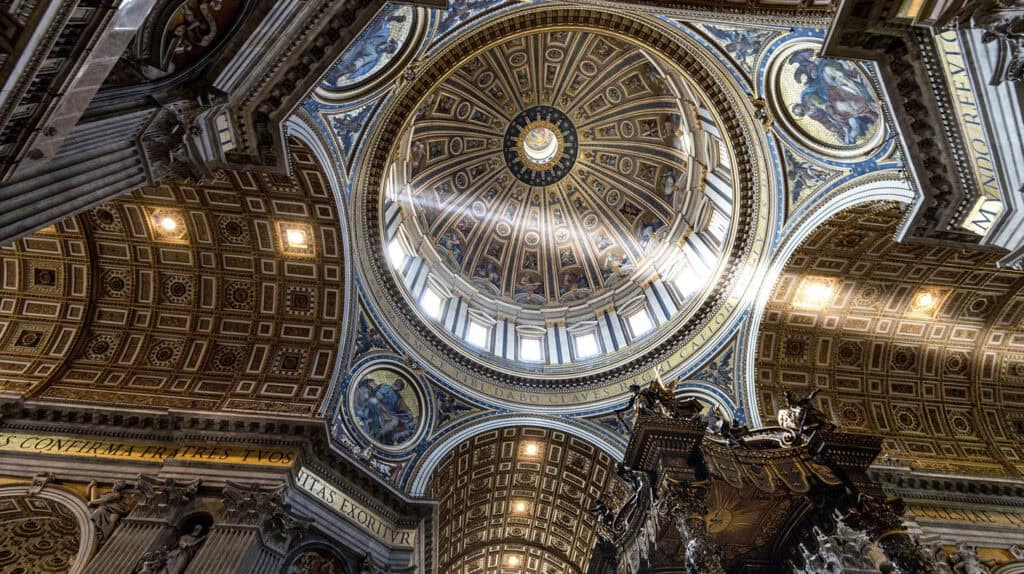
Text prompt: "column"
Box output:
[[841, 494, 938, 574], [661, 480, 725, 574], [84, 475, 201, 574], [185, 481, 306, 574]]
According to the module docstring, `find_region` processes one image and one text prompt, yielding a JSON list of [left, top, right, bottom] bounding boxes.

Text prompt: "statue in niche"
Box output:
[[88, 480, 132, 545], [137, 548, 169, 574], [290, 550, 341, 574], [164, 524, 206, 574], [776, 389, 833, 433]]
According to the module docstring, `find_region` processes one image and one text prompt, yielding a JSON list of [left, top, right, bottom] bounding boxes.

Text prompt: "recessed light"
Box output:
[[912, 290, 936, 311], [506, 556, 521, 567], [794, 278, 834, 309], [286, 228, 307, 248], [513, 501, 528, 513], [158, 216, 177, 232], [523, 442, 540, 457]]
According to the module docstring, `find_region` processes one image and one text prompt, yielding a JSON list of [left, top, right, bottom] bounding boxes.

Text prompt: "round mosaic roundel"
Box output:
[[348, 366, 424, 451], [503, 106, 578, 186], [770, 41, 884, 157]]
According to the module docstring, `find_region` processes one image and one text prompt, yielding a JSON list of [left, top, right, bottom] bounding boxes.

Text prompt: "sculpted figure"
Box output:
[[586, 498, 617, 542], [88, 480, 132, 545], [950, 543, 992, 574], [777, 389, 832, 433], [164, 524, 206, 574], [615, 368, 703, 428]]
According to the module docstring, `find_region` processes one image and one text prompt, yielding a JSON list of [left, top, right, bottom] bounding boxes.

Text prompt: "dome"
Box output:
[[384, 30, 735, 370], [354, 9, 766, 406]]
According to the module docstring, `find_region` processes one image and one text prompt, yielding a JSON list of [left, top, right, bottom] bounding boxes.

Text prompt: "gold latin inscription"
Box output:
[[295, 467, 416, 547], [0, 431, 297, 467], [935, 30, 1005, 236]]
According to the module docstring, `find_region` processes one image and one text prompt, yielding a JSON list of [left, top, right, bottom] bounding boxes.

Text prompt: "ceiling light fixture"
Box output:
[[912, 289, 937, 311], [158, 216, 177, 232], [522, 442, 540, 457], [512, 501, 528, 514], [794, 277, 834, 309], [286, 228, 308, 248], [506, 556, 521, 568]]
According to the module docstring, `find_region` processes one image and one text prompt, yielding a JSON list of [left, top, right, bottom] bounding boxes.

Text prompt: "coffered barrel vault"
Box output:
[[1, 139, 345, 415], [756, 202, 1024, 478]]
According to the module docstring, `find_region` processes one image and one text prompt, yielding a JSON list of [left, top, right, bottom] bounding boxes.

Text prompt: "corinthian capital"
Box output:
[[133, 474, 201, 520]]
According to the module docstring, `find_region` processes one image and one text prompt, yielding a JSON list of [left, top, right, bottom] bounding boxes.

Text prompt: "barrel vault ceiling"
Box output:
[[0, 139, 344, 416], [756, 202, 1024, 478]]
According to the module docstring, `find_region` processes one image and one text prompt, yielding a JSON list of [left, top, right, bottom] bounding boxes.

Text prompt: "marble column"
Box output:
[[841, 494, 938, 574], [83, 475, 201, 574], [185, 481, 306, 574]]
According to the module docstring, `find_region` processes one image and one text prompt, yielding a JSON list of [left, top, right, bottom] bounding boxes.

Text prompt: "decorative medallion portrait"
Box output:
[[322, 5, 415, 90], [348, 366, 423, 450], [769, 41, 884, 158]]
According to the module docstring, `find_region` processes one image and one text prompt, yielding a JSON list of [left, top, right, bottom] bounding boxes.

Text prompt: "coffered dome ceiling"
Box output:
[[353, 10, 770, 405], [404, 31, 705, 310]]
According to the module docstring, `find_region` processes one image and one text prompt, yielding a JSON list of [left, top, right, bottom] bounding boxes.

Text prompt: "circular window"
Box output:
[[503, 106, 577, 186], [522, 125, 560, 165]]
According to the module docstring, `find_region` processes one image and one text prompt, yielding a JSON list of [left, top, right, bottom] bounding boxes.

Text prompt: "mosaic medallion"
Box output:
[[503, 106, 578, 186], [768, 41, 884, 158], [347, 366, 424, 451]]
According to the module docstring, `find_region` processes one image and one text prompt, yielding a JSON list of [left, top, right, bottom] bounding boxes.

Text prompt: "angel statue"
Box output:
[[777, 389, 833, 433], [614, 367, 705, 429]]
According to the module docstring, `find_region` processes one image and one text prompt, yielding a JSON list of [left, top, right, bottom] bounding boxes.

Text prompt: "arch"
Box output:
[[741, 173, 915, 427], [407, 414, 624, 497], [0, 485, 96, 574], [995, 563, 1024, 574], [285, 114, 356, 418]]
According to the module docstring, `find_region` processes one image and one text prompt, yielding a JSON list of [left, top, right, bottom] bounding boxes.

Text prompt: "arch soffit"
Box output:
[[0, 484, 96, 574]]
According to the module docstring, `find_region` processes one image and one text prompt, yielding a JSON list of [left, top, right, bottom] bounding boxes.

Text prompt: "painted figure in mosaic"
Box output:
[[787, 48, 880, 146], [331, 11, 409, 85], [353, 375, 417, 445]]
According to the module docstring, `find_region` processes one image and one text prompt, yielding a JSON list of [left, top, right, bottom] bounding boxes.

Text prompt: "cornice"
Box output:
[[0, 398, 433, 515]]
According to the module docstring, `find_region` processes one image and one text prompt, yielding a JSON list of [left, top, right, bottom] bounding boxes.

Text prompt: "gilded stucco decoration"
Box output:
[[0, 222, 90, 396], [0, 494, 83, 573], [2, 140, 345, 416], [756, 202, 1024, 478]]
